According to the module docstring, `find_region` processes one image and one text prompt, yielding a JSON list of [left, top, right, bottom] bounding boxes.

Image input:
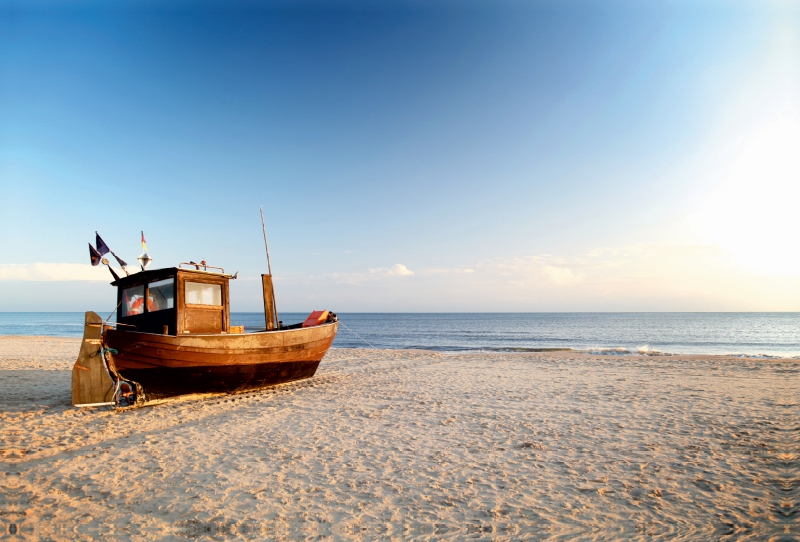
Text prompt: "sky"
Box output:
[[1, 0, 799, 312]]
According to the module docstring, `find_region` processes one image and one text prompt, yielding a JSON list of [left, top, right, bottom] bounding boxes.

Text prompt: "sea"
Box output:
[[1, 312, 798, 358]]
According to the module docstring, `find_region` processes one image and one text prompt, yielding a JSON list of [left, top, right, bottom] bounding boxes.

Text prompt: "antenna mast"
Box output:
[[260, 206, 273, 275]]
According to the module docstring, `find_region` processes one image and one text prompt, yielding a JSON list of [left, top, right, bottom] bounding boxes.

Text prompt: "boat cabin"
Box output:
[[112, 265, 232, 335]]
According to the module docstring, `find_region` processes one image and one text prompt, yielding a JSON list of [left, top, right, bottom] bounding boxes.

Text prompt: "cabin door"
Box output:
[[182, 280, 225, 334]]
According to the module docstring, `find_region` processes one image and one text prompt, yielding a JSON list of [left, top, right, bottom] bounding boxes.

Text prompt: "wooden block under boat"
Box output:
[[71, 311, 115, 407]]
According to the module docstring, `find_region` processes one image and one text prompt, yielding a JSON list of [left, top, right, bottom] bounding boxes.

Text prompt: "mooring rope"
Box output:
[[90, 347, 118, 357], [104, 299, 122, 326], [338, 320, 378, 349]]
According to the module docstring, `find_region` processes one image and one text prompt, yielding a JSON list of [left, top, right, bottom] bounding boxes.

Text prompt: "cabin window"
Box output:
[[121, 285, 145, 317], [147, 278, 174, 312], [185, 282, 222, 306]]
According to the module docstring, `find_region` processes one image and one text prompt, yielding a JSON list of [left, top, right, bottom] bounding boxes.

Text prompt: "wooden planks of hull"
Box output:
[[119, 360, 322, 399], [103, 322, 337, 398]]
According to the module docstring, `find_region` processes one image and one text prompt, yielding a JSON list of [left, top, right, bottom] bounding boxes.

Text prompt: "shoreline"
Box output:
[[1, 334, 798, 361]]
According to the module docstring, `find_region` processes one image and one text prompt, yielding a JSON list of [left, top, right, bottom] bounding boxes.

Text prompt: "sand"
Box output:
[[1, 336, 797, 540]]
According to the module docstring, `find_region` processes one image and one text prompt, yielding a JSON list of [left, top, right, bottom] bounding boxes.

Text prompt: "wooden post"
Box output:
[[71, 311, 115, 407], [261, 274, 278, 330]]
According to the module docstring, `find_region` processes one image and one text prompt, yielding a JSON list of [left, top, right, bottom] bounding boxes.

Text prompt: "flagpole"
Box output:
[[138, 231, 152, 271]]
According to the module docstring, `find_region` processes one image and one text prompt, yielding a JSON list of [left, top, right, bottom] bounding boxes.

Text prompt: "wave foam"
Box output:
[[579, 345, 674, 356]]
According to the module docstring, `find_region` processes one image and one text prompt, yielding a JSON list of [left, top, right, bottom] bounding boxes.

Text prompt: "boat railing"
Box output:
[[179, 261, 225, 273]]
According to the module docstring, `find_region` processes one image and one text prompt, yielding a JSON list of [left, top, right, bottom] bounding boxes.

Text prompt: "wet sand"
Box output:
[[1, 336, 797, 540]]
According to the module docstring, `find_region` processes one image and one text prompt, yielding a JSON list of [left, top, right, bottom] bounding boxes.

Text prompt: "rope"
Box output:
[[100, 346, 141, 407], [89, 347, 118, 358], [338, 320, 377, 349], [96, 317, 144, 408], [104, 299, 122, 326]]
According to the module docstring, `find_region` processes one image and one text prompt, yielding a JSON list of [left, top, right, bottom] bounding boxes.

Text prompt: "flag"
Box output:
[[112, 253, 128, 268], [89, 243, 102, 266], [95, 232, 110, 256], [95, 231, 127, 268], [141, 231, 148, 252]]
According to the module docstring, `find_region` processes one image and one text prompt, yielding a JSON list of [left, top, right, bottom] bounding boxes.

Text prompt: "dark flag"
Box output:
[[95, 232, 128, 268], [95, 232, 110, 256], [112, 253, 128, 268], [89, 243, 102, 266]]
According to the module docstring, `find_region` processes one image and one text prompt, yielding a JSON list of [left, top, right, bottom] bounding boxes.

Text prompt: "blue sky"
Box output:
[[1, 1, 798, 311]]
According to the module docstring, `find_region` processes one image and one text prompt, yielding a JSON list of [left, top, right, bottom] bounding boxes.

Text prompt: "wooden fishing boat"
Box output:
[[72, 262, 338, 406]]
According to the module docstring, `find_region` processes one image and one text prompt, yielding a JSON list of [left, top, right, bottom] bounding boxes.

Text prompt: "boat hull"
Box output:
[[104, 322, 338, 399]]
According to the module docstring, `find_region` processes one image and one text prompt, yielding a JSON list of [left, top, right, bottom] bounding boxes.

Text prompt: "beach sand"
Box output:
[[1, 336, 797, 540]]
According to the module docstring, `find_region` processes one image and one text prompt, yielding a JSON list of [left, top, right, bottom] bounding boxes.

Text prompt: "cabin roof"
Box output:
[[111, 267, 232, 288]]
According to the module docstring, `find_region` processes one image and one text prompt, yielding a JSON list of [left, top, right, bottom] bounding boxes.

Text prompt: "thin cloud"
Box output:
[[0, 263, 113, 282], [369, 264, 414, 276], [390, 264, 414, 276]]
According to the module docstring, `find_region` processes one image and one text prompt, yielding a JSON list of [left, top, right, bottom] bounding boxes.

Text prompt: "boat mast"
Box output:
[[260, 207, 279, 330], [260, 206, 273, 276]]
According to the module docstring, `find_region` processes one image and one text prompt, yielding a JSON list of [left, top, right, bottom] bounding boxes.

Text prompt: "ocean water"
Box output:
[[1, 312, 798, 358]]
